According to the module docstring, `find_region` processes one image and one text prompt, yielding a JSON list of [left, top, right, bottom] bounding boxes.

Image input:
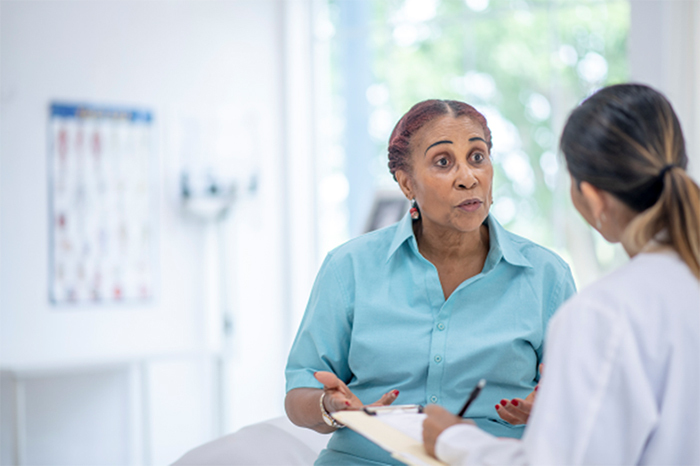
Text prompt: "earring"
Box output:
[[410, 199, 420, 220]]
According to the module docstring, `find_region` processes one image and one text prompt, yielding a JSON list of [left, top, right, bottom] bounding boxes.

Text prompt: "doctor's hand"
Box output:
[[314, 371, 399, 413], [496, 363, 543, 425], [422, 405, 475, 458]]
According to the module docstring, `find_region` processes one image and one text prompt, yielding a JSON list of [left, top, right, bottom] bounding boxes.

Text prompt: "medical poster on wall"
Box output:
[[48, 103, 156, 305]]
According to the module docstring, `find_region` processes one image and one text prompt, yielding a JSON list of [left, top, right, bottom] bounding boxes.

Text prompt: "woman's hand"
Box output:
[[314, 371, 399, 413], [285, 372, 399, 434], [495, 389, 536, 425], [422, 405, 474, 458], [495, 364, 543, 425]]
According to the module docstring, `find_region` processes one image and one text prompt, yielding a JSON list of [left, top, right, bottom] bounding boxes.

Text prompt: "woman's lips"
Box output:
[[457, 199, 483, 212]]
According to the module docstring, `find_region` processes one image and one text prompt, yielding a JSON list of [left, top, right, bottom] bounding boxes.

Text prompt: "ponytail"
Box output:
[[627, 168, 700, 279]]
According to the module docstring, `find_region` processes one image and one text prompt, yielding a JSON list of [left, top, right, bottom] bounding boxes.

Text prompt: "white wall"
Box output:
[[0, 0, 283, 370], [0, 1, 303, 464], [21, 369, 132, 466]]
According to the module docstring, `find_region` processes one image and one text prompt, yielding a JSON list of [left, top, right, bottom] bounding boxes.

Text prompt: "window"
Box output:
[[316, 0, 630, 285]]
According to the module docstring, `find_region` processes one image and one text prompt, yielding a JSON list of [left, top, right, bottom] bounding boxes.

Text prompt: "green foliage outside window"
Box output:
[[324, 0, 630, 281]]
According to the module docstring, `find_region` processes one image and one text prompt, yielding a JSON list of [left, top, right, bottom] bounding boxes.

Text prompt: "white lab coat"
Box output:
[[436, 250, 700, 466]]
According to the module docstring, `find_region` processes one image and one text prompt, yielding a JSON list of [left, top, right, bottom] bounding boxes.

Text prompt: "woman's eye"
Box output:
[[472, 153, 484, 163], [437, 157, 449, 166]]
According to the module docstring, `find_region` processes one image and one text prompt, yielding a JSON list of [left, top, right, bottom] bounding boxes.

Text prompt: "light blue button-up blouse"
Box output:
[[286, 213, 576, 465]]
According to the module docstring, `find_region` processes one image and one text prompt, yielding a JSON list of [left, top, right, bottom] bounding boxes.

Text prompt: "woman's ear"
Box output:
[[395, 170, 414, 200], [579, 181, 606, 222]]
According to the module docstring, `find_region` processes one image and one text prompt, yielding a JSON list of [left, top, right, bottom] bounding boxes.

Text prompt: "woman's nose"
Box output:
[[455, 163, 478, 189]]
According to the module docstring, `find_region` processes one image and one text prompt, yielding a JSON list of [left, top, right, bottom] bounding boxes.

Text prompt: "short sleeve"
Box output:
[[285, 253, 354, 392]]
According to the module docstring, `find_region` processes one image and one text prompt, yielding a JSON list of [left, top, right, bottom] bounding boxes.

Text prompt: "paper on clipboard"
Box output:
[[331, 410, 447, 466]]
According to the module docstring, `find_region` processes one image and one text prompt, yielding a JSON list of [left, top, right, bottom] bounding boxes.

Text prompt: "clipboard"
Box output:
[[332, 410, 447, 466]]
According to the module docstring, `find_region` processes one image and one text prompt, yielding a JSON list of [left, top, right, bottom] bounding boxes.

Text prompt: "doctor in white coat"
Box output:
[[422, 83, 700, 466]]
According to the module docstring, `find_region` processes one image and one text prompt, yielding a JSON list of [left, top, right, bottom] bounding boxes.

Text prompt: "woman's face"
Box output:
[[569, 174, 634, 244], [400, 115, 493, 233]]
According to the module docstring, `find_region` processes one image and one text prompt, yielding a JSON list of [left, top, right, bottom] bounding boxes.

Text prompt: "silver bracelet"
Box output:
[[319, 392, 344, 428]]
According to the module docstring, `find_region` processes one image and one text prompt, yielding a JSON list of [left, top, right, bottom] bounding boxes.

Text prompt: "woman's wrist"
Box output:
[[319, 391, 345, 428]]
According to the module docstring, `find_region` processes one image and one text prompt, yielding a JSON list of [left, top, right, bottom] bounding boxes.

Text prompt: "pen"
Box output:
[[457, 379, 486, 417]]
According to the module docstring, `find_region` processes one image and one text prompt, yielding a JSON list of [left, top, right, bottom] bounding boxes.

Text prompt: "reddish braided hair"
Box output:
[[388, 99, 492, 180]]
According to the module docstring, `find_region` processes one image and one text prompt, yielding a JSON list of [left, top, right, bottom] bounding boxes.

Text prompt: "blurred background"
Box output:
[[0, 0, 698, 464]]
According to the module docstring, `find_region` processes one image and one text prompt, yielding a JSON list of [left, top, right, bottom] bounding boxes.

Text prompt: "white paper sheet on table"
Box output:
[[332, 411, 446, 466]]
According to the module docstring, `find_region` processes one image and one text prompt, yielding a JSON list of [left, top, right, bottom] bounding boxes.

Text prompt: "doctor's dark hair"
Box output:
[[560, 84, 700, 279], [388, 99, 492, 180]]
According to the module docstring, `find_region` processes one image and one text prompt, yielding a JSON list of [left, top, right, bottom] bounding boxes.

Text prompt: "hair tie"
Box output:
[[658, 164, 678, 179]]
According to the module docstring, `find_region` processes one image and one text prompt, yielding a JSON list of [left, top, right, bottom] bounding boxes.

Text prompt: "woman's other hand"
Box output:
[[495, 363, 542, 425], [314, 371, 399, 412], [495, 390, 535, 425], [423, 405, 474, 458]]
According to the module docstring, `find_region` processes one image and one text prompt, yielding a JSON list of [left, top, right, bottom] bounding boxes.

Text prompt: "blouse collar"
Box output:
[[386, 211, 532, 269]]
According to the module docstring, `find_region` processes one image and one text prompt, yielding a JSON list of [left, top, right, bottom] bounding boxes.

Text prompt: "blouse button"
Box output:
[[434, 354, 442, 363], [437, 322, 445, 331], [430, 395, 438, 403]]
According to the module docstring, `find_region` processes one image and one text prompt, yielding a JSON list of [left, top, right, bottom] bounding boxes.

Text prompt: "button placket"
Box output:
[[426, 300, 451, 407]]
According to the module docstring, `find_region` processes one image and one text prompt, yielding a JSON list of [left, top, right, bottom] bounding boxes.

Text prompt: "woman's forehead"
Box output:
[[413, 115, 486, 148]]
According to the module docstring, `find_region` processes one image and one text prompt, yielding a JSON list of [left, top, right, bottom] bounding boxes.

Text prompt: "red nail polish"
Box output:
[[345, 401, 351, 407], [500, 399, 508, 406], [535, 386, 539, 391], [393, 390, 400, 396], [512, 400, 519, 407], [495, 404, 500, 410]]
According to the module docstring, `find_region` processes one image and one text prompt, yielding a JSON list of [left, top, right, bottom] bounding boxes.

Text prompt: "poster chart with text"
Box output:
[[49, 103, 156, 305]]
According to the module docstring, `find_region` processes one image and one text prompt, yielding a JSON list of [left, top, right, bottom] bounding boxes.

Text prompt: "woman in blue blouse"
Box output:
[[285, 100, 576, 465]]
